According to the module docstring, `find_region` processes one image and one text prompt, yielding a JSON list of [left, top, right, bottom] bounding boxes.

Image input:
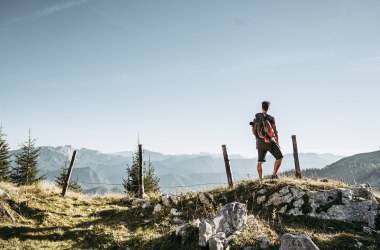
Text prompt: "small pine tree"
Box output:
[[11, 130, 44, 185], [55, 158, 82, 193], [123, 148, 160, 194], [0, 125, 11, 181]]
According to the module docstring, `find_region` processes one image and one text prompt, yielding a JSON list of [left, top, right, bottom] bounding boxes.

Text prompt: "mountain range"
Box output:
[[10, 145, 344, 194]]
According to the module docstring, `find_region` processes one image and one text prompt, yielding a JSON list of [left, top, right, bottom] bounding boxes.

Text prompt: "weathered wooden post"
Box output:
[[291, 135, 302, 179], [222, 145, 234, 188], [62, 150, 77, 197], [138, 144, 145, 198]]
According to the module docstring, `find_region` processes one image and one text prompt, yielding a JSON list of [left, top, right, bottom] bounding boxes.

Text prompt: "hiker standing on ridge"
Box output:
[[250, 101, 283, 181]]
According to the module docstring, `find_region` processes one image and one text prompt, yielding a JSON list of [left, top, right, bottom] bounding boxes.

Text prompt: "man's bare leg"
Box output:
[[272, 159, 282, 177], [257, 162, 263, 181]]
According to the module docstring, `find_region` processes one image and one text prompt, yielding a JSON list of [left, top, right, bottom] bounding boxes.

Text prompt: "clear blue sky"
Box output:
[[0, 0, 379, 157]]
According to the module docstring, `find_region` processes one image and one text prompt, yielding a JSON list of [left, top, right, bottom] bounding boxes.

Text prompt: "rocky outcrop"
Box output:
[[255, 185, 378, 228], [199, 202, 248, 249], [279, 233, 320, 250]]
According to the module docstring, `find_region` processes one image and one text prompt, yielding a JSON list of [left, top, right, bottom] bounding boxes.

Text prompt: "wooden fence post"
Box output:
[[138, 144, 145, 198], [291, 135, 302, 179], [222, 145, 234, 188], [62, 150, 77, 197]]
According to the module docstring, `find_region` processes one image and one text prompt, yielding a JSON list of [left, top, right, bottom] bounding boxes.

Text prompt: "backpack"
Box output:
[[252, 114, 275, 142]]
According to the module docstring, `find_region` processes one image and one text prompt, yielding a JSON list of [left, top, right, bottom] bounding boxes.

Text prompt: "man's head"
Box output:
[[262, 101, 270, 112]]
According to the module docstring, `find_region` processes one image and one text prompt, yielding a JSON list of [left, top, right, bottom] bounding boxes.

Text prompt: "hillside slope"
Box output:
[[297, 150, 380, 189], [0, 178, 379, 249]]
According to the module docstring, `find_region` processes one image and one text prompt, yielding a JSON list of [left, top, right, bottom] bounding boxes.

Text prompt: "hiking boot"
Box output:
[[271, 174, 279, 180]]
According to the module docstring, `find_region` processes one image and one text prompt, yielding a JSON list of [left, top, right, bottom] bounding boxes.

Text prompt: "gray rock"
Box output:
[[199, 220, 213, 247], [257, 195, 266, 204], [141, 201, 151, 209], [225, 234, 235, 244], [256, 235, 272, 249], [258, 189, 267, 195], [278, 206, 287, 214], [279, 233, 320, 250], [199, 202, 247, 247], [175, 224, 192, 245], [194, 219, 201, 228], [354, 239, 363, 249], [293, 198, 304, 208], [152, 204, 162, 214], [209, 233, 225, 250], [161, 194, 171, 207], [287, 208, 303, 216], [170, 208, 182, 216], [362, 226, 373, 234], [0, 189, 10, 200], [306, 187, 378, 228]]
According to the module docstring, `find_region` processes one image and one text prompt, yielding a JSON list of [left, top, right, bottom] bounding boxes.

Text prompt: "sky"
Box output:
[[0, 0, 379, 157]]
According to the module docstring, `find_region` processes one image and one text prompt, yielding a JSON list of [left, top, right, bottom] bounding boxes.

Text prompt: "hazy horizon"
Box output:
[[1, 0, 379, 157]]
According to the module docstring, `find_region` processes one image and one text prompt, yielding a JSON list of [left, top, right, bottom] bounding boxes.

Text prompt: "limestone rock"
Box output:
[[199, 202, 247, 247], [257, 189, 267, 195], [266, 186, 295, 206], [142, 201, 151, 209], [209, 232, 226, 250], [279, 233, 320, 250], [152, 204, 162, 214], [170, 208, 182, 216], [256, 235, 272, 249], [161, 194, 171, 207], [354, 239, 363, 249], [257, 195, 266, 204], [306, 187, 378, 228], [199, 220, 213, 247]]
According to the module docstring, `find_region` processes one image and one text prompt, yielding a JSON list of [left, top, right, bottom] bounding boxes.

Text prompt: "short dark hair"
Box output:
[[262, 101, 270, 111]]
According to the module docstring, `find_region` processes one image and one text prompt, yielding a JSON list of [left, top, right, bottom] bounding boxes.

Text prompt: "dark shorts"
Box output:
[[257, 140, 283, 162]]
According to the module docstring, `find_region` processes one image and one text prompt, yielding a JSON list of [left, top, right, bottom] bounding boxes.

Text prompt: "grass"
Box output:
[[0, 178, 379, 249]]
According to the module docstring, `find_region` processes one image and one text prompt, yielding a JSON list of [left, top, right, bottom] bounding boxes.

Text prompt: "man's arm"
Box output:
[[272, 124, 279, 145]]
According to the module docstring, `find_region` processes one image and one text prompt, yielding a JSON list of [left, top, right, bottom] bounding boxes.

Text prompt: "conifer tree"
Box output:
[[11, 130, 44, 185], [123, 148, 160, 194], [55, 158, 82, 193], [0, 125, 11, 181]]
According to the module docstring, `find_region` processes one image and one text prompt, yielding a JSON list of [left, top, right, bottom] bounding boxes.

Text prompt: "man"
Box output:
[[251, 101, 283, 181]]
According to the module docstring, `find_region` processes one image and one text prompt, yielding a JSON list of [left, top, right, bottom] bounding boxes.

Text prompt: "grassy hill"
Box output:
[[0, 178, 379, 249], [291, 150, 380, 190]]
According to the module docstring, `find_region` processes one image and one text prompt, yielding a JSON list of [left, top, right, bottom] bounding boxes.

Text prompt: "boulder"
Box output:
[[199, 202, 248, 247], [279, 233, 320, 250], [256, 235, 272, 249]]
